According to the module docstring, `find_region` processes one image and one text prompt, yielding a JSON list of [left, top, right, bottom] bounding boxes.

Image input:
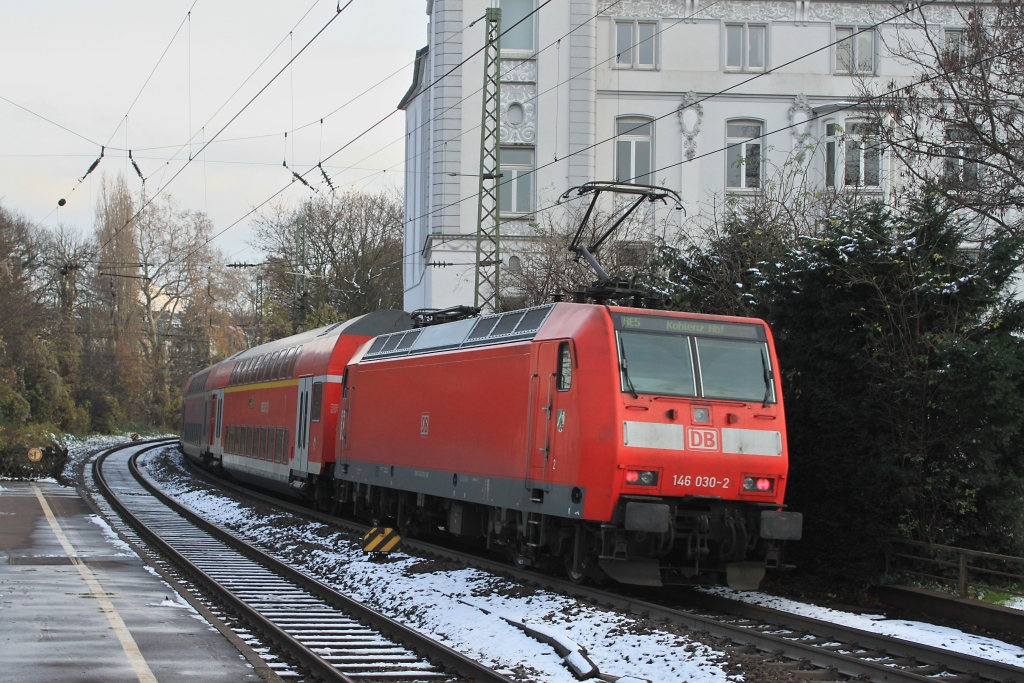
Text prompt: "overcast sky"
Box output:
[[1, 1, 427, 262]]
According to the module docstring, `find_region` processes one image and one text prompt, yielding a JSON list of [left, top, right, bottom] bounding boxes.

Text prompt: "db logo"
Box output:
[[420, 413, 430, 437], [687, 427, 719, 451]]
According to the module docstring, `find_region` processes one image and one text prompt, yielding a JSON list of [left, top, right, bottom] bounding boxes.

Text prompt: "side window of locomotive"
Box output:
[[557, 342, 572, 392], [310, 382, 323, 423]]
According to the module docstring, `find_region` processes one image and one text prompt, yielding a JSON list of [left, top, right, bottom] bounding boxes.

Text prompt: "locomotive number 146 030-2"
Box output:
[[672, 475, 730, 489]]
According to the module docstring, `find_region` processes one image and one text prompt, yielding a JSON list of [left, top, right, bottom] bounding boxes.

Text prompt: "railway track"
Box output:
[[167, 446, 1024, 683], [92, 440, 511, 683]]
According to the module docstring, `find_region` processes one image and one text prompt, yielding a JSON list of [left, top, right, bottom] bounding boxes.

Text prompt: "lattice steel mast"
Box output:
[[473, 7, 502, 312]]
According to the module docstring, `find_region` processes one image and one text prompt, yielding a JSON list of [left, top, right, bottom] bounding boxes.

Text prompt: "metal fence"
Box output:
[[886, 538, 1024, 599], [0, 445, 67, 480]]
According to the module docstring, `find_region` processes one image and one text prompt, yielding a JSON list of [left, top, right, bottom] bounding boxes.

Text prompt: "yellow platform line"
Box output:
[[32, 484, 158, 683]]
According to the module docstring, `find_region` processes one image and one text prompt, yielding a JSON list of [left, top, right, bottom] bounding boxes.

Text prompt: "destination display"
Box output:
[[612, 313, 765, 340]]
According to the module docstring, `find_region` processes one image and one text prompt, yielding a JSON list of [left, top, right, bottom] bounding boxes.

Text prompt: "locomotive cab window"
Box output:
[[695, 338, 774, 403], [614, 314, 774, 403], [557, 342, 572, 391], [617, 330, 697, 397], [310, 382, 323, 423]]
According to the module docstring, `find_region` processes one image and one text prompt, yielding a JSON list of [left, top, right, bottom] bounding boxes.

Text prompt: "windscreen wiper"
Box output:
[[760, 347, 773, 408], [619, 338, 640, 399]]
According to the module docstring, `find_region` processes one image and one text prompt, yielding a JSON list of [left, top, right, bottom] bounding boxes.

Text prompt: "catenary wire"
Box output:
[[162, 0, 555, 271], [403, 0, 943, 232], [96, 0, 357, 257]]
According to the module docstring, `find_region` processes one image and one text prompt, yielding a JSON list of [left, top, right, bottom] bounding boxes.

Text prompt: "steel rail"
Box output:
[[97, 441, 513, 683], [95, 440, 355, 683], [179, 454, 1024, 683]]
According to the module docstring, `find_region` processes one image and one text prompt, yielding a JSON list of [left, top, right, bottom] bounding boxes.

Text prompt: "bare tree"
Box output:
[[865, 0, 1024, 234], [252, 191, 404, 331]]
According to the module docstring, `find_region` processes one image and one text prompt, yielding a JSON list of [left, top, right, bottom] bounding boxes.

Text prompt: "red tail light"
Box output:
[[625, 470, 659, 486], [743, 476, 775, 493]]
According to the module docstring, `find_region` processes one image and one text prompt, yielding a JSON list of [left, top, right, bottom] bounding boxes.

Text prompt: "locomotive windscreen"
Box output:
[[614, 313, 774, 403]]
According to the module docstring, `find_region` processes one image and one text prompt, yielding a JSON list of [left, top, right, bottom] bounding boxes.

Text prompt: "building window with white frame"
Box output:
[[499, 147, 534, 214], [944, 28, 967, 64], [835, 27, 875, 74], [725, 23, 767, 72], [825, 120, 882, 188], [615, 117, 653, 185], [501, 0, 535, 51], [825, 122, 839, 187], [725, 120, 763, 189], [943, 126, 979, 189], [615, 20, 658, 69]]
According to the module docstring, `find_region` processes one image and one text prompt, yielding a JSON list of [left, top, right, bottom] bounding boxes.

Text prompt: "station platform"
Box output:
[[0, 479, 266, 683]]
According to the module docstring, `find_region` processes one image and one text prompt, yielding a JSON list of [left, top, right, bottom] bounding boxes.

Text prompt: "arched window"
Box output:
[[615, 117, 653, 185], [726, 120, 763, 189]]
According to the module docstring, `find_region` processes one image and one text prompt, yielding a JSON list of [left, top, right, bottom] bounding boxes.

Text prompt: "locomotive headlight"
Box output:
[[626, 470, 659, 486], [743, 476, 775, 493], [693, 407, 711, 423]]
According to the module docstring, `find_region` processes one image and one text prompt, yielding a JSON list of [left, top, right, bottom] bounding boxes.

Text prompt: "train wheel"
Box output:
[[509, 539, 530, 569], [564, 555, 587, 584]]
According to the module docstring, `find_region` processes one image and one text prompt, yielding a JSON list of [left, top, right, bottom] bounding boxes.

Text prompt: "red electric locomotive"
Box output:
[[335, 302, 801, 588], [180, 182, 801, 589]]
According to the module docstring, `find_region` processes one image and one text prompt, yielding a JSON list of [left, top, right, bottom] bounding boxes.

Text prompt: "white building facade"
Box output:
[[400, 0, 967, 311]]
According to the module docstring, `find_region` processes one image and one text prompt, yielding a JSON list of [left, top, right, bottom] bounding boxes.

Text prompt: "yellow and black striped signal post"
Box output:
[[362, 527, 402, 554]]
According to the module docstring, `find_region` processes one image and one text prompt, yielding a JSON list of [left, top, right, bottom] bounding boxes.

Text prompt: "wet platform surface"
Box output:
[[0, 479, 263, 683]]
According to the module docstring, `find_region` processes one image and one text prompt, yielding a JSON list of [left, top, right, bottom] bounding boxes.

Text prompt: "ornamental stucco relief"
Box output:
[[500, 59, 537, 83], [677, 91, 704, 160], [600, 1, 965, 25], [500, 83, 538, 144]]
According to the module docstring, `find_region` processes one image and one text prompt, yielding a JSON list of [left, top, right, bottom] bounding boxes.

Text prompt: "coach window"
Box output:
[[287, 346, 302, 379], [262, 351, 279, 381], [557, 342, 573, 391], [310, 382, 323, 423], [245, 357, 258, 383], [272, 350, 287, 379], [278, 348, 293, 379]]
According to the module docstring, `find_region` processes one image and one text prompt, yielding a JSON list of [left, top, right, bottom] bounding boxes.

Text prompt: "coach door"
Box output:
[[293, 376, 313, 471], [213, 389, 224, 454], [526, 341, 574, 493]]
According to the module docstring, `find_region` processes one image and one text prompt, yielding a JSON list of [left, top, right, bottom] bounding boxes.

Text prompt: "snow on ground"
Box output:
[[88, 514, 136, 556], [140, 447, 729, 683], [59, 434, 136, 481], [1002, 596, 1024, 611], [702, 587, 1024, 666]]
